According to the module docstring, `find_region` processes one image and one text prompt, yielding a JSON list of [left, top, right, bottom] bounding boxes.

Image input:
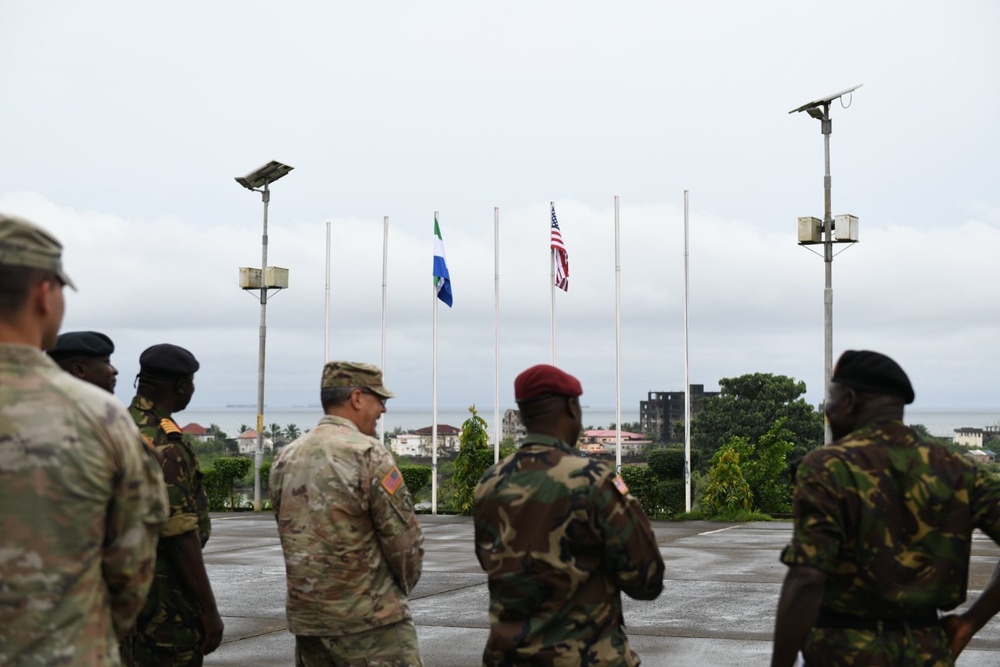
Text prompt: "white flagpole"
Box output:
[[614, 196, 622, 471], [494, 207, 500, 464], [380, 215, 388, 445], [324, 222, 331, 361], [432, 211, 439, 515], [684, 191, 692, 512], [550, 202, 556, 365]]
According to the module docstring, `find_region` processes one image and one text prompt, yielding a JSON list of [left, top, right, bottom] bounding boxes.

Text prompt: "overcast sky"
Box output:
[[2, 1, 998, 413]]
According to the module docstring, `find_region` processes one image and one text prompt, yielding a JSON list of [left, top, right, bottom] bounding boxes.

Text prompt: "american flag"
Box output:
[[550, 204, 569, 291]]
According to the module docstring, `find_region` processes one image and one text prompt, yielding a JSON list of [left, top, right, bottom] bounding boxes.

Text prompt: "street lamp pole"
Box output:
[[236, 160, 293, 510], [791, 86, 861, 443]]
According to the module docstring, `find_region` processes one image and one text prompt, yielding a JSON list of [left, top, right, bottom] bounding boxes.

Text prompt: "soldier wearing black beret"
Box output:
[[47, 330, 119, 393], [773, 350, 1000, 666], [123, 343, 223, 665]]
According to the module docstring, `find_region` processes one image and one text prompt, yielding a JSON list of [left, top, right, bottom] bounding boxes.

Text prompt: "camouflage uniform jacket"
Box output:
[[127, 395, 211, 648], [269, 414, 424, 637], [473, 433, 664, 667], [0, 344, 168, 665], [783, 420, 1000, 663]]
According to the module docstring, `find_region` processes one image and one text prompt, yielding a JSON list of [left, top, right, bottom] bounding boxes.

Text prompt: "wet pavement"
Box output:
[[203, 513, 1000, 666]]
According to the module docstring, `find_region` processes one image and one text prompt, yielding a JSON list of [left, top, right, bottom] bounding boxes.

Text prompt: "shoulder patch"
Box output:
[[612, 474, 629, 496], [381, 466, 404, 495], [160, 418, 182, 435]]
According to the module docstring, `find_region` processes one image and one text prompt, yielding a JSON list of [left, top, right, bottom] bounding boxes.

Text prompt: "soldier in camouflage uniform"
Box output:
[[270, 361, 424, 667], [0, 215, 168, 665], [123, 344, 224, 666], [473, 364, 664, 667], [772, 350, 1000, 667]]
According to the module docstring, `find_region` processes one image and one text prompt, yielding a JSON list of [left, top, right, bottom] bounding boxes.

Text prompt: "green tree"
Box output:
[[284, 423, 301, 442], [203, 456, 253, 510], [714, 419, 795, 514], [691, 372, 823, 467], [451, 405, 492, 515], [239, 424, 250, 434], [700, 447, 752, 515]]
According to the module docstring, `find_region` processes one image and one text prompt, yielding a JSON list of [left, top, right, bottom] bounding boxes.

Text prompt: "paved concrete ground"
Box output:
[[203, 514, 1000, 666]]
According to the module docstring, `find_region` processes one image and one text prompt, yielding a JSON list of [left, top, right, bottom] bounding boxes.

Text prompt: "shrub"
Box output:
[[400, 465, 432, 495], [620, 464, 660, 517], [647, 448, 702, 479], [203, 456, 252, 511], [700, 447, 752, 515]]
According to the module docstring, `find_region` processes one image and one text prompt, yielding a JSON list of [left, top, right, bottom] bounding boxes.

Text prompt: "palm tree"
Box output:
[[239, 424, 250, 434], [284, 424, 301, 441]]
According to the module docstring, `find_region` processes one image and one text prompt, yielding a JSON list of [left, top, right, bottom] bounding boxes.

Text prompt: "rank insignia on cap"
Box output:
[[381, 466, 404, 495], [160, 418, 182, 435], [612, 474, 629, 496]]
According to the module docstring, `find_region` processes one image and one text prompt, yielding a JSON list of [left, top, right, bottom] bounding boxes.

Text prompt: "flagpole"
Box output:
[[550, 201, 556, 365], [684, 190, 692, 512], [380, 215, 388, 445], [614, 196, 622, 471], [432, 211, 439, 515], [494, 206, 500, 464], [324, 221, 331, 361]]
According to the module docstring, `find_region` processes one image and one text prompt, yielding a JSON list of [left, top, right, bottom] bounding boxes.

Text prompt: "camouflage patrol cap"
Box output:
[[47, 331, 115, 359], [0, 214, 76, 289], [832, 349, 915, 404], [322, 361, 395, 398], [514, 364, 583, 402], [139, 343, 200, 378]]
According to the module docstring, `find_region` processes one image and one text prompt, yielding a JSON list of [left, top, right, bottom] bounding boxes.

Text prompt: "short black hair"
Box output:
[[0, 265, 56, 318]]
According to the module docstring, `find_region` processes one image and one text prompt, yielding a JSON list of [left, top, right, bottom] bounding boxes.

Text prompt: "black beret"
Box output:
[[514, 364, 583, 402], [47, 331, 114, 359], [139, 343, 200, 378], [831, 350, 914, 404]]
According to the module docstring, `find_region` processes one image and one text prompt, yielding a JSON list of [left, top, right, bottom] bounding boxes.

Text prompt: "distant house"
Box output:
[[965, 449, 996, 464], [182, 423, 213, 443], [236, 429, 273, 455], [502, 409, 526, 444], [581, 429, 651, 454], [954, 427, 984, 448], [389, 425, 461, 457]]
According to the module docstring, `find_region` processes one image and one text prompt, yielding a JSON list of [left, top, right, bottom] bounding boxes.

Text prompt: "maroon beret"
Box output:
[[514, 364, 583, 402]]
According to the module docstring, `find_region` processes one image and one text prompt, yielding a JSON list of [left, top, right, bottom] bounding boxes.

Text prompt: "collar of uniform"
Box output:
[[318, 414, 361, 432], [129, 394, 174, 420], [522, 432, 574, 452]]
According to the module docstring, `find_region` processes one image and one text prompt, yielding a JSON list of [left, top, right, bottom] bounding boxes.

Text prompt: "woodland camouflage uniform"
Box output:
[[783, 420, 1000, 666], [0, 345, 167, 665], [270, 388, 424, 667], [123, 395, 211, 666], [474, 433, 665, 667]]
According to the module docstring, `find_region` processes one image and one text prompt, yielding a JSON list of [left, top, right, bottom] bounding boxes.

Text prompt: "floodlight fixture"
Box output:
[[789, 84, 863, 115], [235, 160, 294, 191]]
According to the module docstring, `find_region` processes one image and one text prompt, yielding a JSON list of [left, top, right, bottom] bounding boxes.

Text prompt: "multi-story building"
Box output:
[[502, 409, 526, 444], [388, 424, 461, 457], [639, 384, 719, 443]]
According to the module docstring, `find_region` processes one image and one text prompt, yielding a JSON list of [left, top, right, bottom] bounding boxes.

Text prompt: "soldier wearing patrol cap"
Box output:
[[47, 330, 120, 393], [270, 361, 425, 667], [473, 364, 664, 666], [123, 343, 224, 666], [0, 215, 167, 664], [772, 350, 1000, 667]]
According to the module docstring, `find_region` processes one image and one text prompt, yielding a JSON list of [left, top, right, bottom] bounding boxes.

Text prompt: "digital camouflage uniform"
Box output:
[[0, 345, 168, 666], [270, 414, 424, 667], [473, 433, 665, 667], [782, 420, 1000, 667], [124, 395, 212, 666]]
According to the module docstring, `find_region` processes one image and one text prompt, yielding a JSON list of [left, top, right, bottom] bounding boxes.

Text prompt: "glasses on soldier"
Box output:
[[359, 387, 388, 406]]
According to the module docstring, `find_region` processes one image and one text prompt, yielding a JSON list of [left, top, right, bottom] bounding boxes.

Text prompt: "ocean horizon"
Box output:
[[180, 405, 1000, 440]]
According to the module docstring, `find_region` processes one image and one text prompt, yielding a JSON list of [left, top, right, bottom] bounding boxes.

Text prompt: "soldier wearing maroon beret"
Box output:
[[473, 364, 664, 666]]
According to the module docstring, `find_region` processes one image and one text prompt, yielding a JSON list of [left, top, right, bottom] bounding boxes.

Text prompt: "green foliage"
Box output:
[[691, 372, 823, 466], [700, 447, 753, 515], [657, 479, 686, 515], [620, 465, 660, 515], [400, 465, 432, 495], [451, 406, 492, 515], [646, 447, 701, 479], [259, 460, 271, 493], [715, 419, 794, 513], [204, 456, 253, 510]]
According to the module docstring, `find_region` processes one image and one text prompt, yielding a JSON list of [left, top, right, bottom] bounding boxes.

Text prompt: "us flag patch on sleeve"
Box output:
[[381, 466, 404, 495], [612, 474, 629, 496]]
